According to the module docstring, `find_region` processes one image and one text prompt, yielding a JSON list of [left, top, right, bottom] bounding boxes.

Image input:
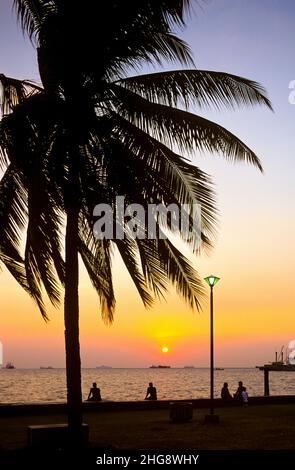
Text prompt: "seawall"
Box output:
[[1, 394, 295, 417]]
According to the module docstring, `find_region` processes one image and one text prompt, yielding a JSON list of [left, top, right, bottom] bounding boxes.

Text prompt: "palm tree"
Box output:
[[0, 0, 271, 440]]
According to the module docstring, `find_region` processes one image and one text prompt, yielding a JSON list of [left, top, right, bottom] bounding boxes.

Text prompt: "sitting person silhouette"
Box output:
[[221, 382, 233, 401], [144, 382, 157, 400], [233, 380, 244, 404], [87, 382, 102, 401]]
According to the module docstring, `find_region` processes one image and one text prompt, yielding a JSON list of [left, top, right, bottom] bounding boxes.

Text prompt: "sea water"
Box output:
[[0, 367, 294, 404]]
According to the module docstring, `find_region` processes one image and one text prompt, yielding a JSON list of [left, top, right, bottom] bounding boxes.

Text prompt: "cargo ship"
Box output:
[[257, 347, 295, 371], [2, 362, 15, 369], [149, 365, 171, 368]]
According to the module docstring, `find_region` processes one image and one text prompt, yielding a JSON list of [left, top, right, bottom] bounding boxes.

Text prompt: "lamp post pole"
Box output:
[[209, 284, 214, 415], [204, 275, 220, 424]]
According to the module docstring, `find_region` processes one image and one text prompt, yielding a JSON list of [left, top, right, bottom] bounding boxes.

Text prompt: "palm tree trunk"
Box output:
[[64, 204, 83, 437]]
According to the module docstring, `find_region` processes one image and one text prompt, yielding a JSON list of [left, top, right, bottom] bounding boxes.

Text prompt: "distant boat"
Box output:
[[214, 367, 224, 370], [96, 365, 113, 369], [184, 366, 195, 369], [2, 362, 15, 369], [40, 366, 54, 369], [149, 365, 171, 368]]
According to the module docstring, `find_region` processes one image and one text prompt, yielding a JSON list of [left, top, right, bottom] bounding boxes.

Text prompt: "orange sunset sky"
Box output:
[[0, 0, 294, 368]]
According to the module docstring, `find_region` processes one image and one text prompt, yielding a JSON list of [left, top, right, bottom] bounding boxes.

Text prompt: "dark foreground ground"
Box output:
[[0, 403, 295, 467]]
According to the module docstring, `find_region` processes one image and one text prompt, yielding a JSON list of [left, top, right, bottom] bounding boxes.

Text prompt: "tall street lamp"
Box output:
[[204, 274, 220, 424]]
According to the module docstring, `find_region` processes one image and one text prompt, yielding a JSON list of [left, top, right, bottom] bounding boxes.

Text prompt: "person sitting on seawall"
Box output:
[[221, 382, 233, 401], [233, 380, 244, 404], [144, 382, 157, 400], [241, 386, 249, 406], [87, 382, 102, 401]]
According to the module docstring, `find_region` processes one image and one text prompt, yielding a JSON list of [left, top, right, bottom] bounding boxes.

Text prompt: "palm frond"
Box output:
[[25, 190, 63, 311], [106, 112, 217, 247], [136, 236, 204, 309], [0, 164, 54, 318], [13, 0, 52, 40], [24, 231, 48, 320], [157, 236, 204, 309], [110, 85, 263, 171], [95, 31, 194, 82], [114, 238, 153, 308], [0, 165, 27, 259], [0, 74, 41, 115], [62, 1, 194, 75], [118, 69, 272, 110], [0, 250, 28, 291], [80, 129, 206, 309], [78, 221, 115, 324], [141, 33, 193, 68], [156, 0, 192, 27], [0, 247, 50, 320], [136, 240, 168, 299]]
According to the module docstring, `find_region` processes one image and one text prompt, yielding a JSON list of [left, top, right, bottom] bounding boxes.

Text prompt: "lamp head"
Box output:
[[204, 275, 220, 287]]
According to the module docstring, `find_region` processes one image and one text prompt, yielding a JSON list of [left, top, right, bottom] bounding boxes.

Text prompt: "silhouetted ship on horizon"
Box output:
[[257, 362, 295, 371], [149, 365, 171, 368], [257, 347, 295, 371], [2, 362, 15, 369]]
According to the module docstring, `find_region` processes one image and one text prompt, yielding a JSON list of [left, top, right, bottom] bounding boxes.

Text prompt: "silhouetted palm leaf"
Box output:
[[119, 70, 272, 110], [114, 238, 154, 309], [0, 74, 41, 115], [111, 84, 263, 171], [78, 231, 116, 324]]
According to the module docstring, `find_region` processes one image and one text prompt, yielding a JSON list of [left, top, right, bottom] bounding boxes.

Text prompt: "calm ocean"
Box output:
[[0, 368, 294, 404]]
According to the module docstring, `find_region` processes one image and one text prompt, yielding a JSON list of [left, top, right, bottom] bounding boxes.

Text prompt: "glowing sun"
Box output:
[[162, 346, 169, 353]]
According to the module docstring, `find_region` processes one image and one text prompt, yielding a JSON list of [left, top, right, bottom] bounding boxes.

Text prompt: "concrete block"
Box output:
[[27, 423, 89, 448], [169, 402, 193, 423]]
